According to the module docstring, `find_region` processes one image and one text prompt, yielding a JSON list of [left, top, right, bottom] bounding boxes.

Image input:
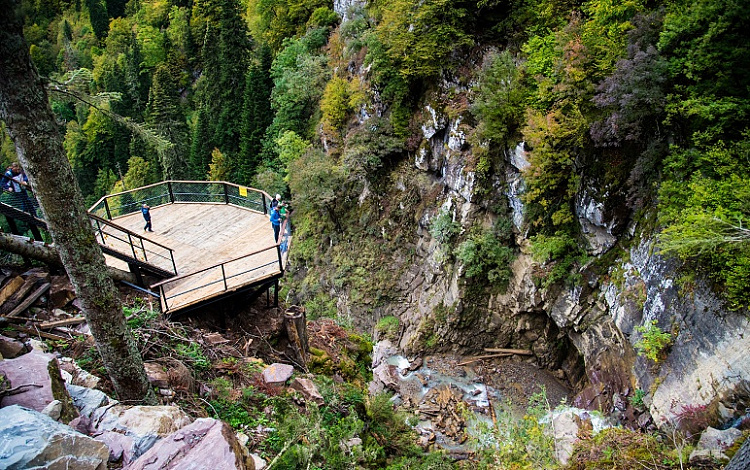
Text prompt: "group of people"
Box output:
[[1, 162, 36, 215], [269, 194, 289, 243]]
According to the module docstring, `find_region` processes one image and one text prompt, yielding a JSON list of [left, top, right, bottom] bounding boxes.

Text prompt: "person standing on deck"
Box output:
[[270, 204, 281, 242], [141, 203, 153, 232]]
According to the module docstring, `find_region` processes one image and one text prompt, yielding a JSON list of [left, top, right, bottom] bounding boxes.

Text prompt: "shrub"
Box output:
[[530, 231, 588, 288], [634, 320, 673, 363], [375, 315, 399, 341], [456, 219, 516, 290], [429, 209, 461, 245]]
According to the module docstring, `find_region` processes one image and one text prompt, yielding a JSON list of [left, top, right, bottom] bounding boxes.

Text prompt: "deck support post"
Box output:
[[274, 279, 279, 307], [283, 305, 308, 370], [128, 263, 145, 287]]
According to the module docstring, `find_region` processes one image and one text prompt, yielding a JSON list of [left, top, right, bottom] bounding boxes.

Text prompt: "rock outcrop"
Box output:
[[0, 405, 109, 469], [125, 418, 252, 470]]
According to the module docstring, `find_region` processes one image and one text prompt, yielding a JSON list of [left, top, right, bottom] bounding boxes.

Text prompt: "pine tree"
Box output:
[[189, 108, 212, 179], [237, 45, 273, 184], [85, 0, 109, 39], [148, 64, 190, 179]]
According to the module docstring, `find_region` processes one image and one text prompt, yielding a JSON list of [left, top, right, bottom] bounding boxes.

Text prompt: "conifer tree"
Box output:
[[148, 64, 190, 179], [85, 0, 109, 39], [238, 45, 273, 184], [189, 108, 212, 179]]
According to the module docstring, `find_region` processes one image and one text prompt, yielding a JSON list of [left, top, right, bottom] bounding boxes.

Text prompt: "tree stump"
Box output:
[[283, 306, 308, 370]]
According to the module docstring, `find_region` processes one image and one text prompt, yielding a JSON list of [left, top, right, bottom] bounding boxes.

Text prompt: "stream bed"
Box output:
[[371, 342, 570, 454]]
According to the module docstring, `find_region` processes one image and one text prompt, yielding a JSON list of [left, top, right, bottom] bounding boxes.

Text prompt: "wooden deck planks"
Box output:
[[101, 203, 281, 311]]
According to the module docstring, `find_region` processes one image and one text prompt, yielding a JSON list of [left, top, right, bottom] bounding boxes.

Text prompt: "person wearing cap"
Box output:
[[270, 204, 281, 242], [270, 194, 281, 212]]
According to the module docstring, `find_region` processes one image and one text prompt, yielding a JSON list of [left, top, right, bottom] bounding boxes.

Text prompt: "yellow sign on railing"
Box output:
[[239, 186, 248, 197]]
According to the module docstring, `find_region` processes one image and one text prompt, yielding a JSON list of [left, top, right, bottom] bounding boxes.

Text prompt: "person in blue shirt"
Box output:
[[141, 203, 153, 232], [270, 205, 281, 242]]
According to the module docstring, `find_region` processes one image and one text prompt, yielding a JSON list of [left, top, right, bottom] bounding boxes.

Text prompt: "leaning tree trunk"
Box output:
[[0, 232, 138, 283], [0, 1, 156, 404]]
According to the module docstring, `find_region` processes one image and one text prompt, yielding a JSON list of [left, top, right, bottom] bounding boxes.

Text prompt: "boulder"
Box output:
[[262, 363, 294, 386], [66, 383, 111, 418], [125, 418, 252, 470], [0, 405, 108, 469], [144, 362, 170, 389], [290, 377, 324, 405], [549, 407, 614, 466], [0, 349, 78, 422], [91, 405, 193, 464], [58, 357, 101, 389], [689, 426, 744, 464], [0, 334, 25, 358], [49, 275, 75, 308]]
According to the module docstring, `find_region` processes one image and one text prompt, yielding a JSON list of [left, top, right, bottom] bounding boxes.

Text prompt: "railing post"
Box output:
[[277, 245, 284, 274], [160, 285, 168, 313], [262, 193, 267, 214], [96, 219, 106, 244], [167, 181, 175, 204], [223, 183, 229, 204], [141, 238, 148, 262], [104, 198, 112, 220], [221, 264, 228, 291], [128, 233, 138, 260], [170, 249, 176, 275]]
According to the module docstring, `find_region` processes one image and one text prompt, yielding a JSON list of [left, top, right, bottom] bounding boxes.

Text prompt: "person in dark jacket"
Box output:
[[141, 203, 153, 232], [2, 162, 34, 214], [270, 205, 281, 242]]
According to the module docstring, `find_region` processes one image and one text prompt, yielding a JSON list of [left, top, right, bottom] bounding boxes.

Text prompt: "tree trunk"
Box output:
[[0, 232, 138, 283], [0, 1, 155, 404], [726, 437, 750, 470]]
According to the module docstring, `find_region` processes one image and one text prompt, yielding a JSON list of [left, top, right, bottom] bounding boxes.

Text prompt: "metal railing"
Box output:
[[88, 180, 292, 313], [89, 181, 269, 220], [150, 212, 292, 313], [89, 214, 177, 276]]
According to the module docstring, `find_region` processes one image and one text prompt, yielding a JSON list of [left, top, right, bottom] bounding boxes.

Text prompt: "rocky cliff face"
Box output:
[[290, 47, 750, 432]]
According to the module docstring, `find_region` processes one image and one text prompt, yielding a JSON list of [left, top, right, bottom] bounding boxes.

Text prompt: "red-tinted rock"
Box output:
[[125, 418, 252, 470]]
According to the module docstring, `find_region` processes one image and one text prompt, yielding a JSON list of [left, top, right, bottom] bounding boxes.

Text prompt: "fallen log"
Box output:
[[12, 325, 69, 341], [0, 232, 136, 283], [483, 348, 533, 355], [6, 282, 50, 318], [0, 275, 43, 315], [0, 276, 24, 304], [457, 353, 512, 366], [38, 317, 86, 329]]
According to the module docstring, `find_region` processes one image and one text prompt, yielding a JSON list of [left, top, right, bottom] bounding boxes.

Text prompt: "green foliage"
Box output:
[[375, 315, 399, 341], [634, 320, 672, 363], [567, 427, 687, 469], [175, 342, 211, 370], [471, 50, 526, 147], [530, 231, 588, 288], [341, 117, 403, 181], [470, 388, 557, 469], [429, 209, 461, 245], [456, 219, 515, 290], [371, 0, 473, 79], [320, 76, 366, 138], [123, 305, 159, 329], [276, 130, 311, 170], [628, 388, 646, 410], [657, 136, 750, 308], [208, 148, 232, 181]]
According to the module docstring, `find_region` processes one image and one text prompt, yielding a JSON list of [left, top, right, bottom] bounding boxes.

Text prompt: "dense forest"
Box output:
[[2, 0, 750, 466], [3, 0, 749, 309]]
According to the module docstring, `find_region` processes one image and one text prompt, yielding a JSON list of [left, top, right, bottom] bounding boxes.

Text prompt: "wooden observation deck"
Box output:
[[88, 181, 290, 314]]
